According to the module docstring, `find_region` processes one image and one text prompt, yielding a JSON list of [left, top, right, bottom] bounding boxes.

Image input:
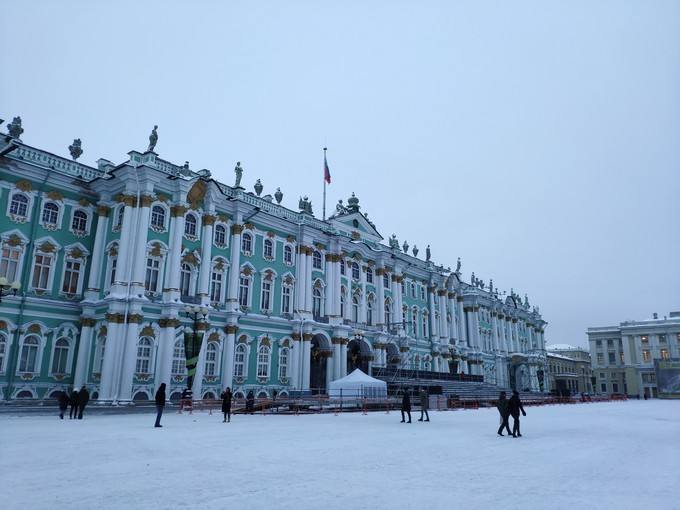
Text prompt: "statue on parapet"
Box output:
[[455, 257, 461, 274], [234, 162, 243, 188], [69, 139, 83, 161], [7, 117, 23, 139], [426, 245, 431, 262], [335, 199, 347, 215], [147, 125, 158, 152], [389, 234, 400, 250]]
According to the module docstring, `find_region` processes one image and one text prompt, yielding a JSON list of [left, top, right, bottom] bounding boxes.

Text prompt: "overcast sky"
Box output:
[[2, 1, 679, 347]]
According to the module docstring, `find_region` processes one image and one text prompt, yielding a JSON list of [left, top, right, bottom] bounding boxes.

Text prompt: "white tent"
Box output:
[[328, 369, 387, 398]]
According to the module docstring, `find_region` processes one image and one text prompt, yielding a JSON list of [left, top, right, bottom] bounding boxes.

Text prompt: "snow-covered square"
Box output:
[[2, 401, 679, 510]]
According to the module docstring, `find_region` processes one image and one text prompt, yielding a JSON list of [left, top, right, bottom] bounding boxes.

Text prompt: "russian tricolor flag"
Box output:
[[324, 152, 331, 184]]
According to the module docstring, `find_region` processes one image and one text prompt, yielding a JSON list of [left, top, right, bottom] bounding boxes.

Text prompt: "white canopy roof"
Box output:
[[329, 369, 387, 398]]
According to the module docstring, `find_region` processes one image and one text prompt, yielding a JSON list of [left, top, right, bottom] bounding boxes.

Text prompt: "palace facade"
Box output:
[[0, 120, 547, 402]]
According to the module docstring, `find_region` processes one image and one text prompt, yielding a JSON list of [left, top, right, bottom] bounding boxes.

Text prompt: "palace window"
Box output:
[[145, 257, 162, 293], [180, 263, 193, 297], [114, 206, 124, 230], [410, 282, 416, 297], [61, 259, 81, 295], [383, 273, 390, 289], [10, 193, 29, 218], [661, 348, 670, 360], [313, 287, 324, 318], [135, 337, 153, 374], [71, 210, 88, 233], [351, 262, 360, 281], [234, 343, 247, 378], [210, 266, 224, 303], [260, 278, 273, 311], [0, 246, 22, 282], [214, 224, 226, 246], [51, 338, 70, 375], [620, 351, 625, 364], [340, 258, 346, 275], [367, 294, 375, 325], [205, 342, 218, 376], [402, 282, 406, 296], [150, 206, 166, 230], [420, 286, 426, 301], [284, 245, 293, 265], [608, 352, 616, 364], [257, 345, 270, 378], [184, 214, 198, 238], [642, 350, 651, 362], [107, 250, 118, 288], [32, 253, 53, 291], [238, 275, 251, 307], [659, 334, 667, 344], [278, 347, 289, 380], [171, 340, 186, 376], [313, 250, 323, 270], [641, 336, 649, 344], [19, 335, 40, 373], [597, 353, 604, 364], [42, 202, 60, 227], [94, 335, 106, 374], [241, 233, 252, 255], [352, 294, 360, 323], [281, 284, 293, 314], [412, 308, 418, 336], [366, 267, 374, 284], [422, 313, 429, 338], [384, 299, 392, 327], [424, 356, 431, 371], [263, 239, 274, 260]]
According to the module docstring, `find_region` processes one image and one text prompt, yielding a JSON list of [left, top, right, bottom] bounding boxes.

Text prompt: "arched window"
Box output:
[[204, 342, 218, 376], [234, 343, 247, 378], [257, 345, 270, 378], [241, 232, 252, 255], [0, 333, 7, 373], [184, 213, 197, 237], [412, 308, 418, 336], [94, 335, 106, 374], [238, 273, 251, 307], [135, 337, 153, 374], [19, 335, 40, 373], [366, 267, 374, 284], [115, 206, 124, 230], [260, 276, 273, 311], [150, 205, 165, 229], [340, 259, 346, 275], [423, 313, 429, 338], [351, 262, 360, 281], [210, 264, 224, 303], [10, 193, 29, 217], [32, 252, 54, 291], [352, 294, 360, 323], [42, 202, 59, 226], [367, 294, 375, 325], [402, 306, 408, 327], [263, 239, 274, 260], [313, 287, 324, 318], [180, 263, 192, 297], [214, 224, 226, 246], [62, 258, 82, 295], [383, 273, 390, 289], [1, 245, 22, 283], [171, 340, 186, 376], [281, 282, 293, 314], [278, 347, 289, 380], [385, 299, 392, 327], [51, 338, 70, 374], [312, 251, 322, 270], [72, 210, 88, 233], [283, 245, 293, 265], [411, 282, 416, 297], [145, 255, 162, 293]]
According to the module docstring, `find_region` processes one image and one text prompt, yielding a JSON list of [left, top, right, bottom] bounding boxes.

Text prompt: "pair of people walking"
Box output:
[[497, 390, 526, 437], [400, 388, 430, 423], [62, 386, 89, 420]]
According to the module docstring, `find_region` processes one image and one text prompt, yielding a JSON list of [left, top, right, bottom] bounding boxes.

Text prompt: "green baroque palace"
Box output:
[[0, 119, 547, 402]]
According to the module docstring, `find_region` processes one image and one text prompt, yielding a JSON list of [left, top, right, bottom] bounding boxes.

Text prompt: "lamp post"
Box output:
[[182, 305, 209, 390], [0, 277, 21, 302]]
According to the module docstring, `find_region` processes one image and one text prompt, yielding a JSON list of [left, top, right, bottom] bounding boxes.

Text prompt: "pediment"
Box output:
[[331, 212, 383, 241]]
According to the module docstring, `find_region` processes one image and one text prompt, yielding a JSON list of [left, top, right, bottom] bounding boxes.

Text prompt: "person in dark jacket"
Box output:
[[508, 390, 526, 437], [221, 387, 233, 423], [69, 388, 79, 419], [246, 390, 255, 414], [58, 391, 69, 419], [400, 389, 412, 423], [418, 388, 430, 422], [154, 383, 166, 428], [496, 391, 511, 436], [77, 385, 90, 419]]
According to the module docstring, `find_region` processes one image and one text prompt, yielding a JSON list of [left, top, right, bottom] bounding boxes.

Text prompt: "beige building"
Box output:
[[546, 344, 592, 395], [587, 312, 680, 398]]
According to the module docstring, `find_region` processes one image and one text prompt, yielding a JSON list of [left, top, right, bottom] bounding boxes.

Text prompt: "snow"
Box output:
[[546, 344, 583, 351], [3, 401, 679, 510]]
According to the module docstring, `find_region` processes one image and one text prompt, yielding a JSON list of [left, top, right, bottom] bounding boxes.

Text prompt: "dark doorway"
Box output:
[[310, 336, 330, 394], [347, 339, 369, 374]]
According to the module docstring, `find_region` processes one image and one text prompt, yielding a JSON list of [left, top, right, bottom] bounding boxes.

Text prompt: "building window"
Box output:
[[641, 336, 648, 344], [171, 340, 186, 376], [612, 383, 619, 393], [204, 342, 218, 376], [71, 210, 88, 233], [135, 337, 153, 374], [597, 353, 604, 364], [108, 253, 118, 287], [257, 345, 270, 378], [608, 352, 616, 364], [401, 282, 406, 296], [41, 202, 60, 227], [313, 251, 323, 270], [214, 224, 227, 246], [383, 273, 390, 289], [313, 287, 324, 318], [367, 294, 375, 325], [340, 259, 346, 275], [601, 383, 607, 393], [260, 278, 273, 311], [423, 313, 429, 338], [410, 282, 416, 297], [352, 294, 360, 323], [659, 334, 666, 344], [0, 246, 22, 282], [420, 286, 426, 301], [238, 275, 250, 307], [281, 284, 293, 314], [10, 193, 29, 218], [114, 206, 124, 230], [32, 253, 53, 291], [150, 206, 166, 230], [412, 309, 418, 336], [210, 267, 224, 303], [145, 257, 161, 293], [180, 263, 193, 297], [51, 338, 70, 375], [263, 239, 274, 260], [366, 267, 374, 284], [661, 348, 670, 360], [184, 214, 198, 238], [385, 299, 392, 327], [19, 335, 40, 373], [234, 343, 247, 378], [642, 350, 651, 362], [351, 262, 360, 281], [278, 347, 289, 380], [284, 245, 293, 265], [241, 233, 252, 255], [61, 260, 81, 295]]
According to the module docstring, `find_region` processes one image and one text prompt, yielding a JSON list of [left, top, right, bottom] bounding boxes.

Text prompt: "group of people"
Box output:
[[496, 390, 526, 437], [153, 386, 254, 428], [57, 385, 90, 420], [400, 388, 430, 423]]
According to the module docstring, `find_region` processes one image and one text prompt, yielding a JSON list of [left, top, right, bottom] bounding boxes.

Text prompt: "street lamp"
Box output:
[[182, 305, 209, 390], [0, 277, 21, 302]]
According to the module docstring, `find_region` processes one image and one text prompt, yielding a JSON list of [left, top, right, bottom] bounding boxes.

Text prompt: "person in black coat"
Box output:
[[69, 389, 79, 419], [508, 390, 526, 437], [400, 389, 412, 423], [496, 391, 511, 436], [246, 390, 255, 414], [77, 385, 90, 419], [154, 383, 166, 428], [58, 391, 69, 420], [221, 387, 233, 423]]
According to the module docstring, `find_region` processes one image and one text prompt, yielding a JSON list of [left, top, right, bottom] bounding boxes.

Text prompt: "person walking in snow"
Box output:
[[246, 390, 255, 414], [418, 388, 430, 422], [154, 383, 166, 428], [69, 388, 79, 419], [77, 385, 90, 419], [400, 389, 412, 423], [221, 387, 233, 423], [58, 391, 69, 420], [508, 390, 526, 437], [496, 391, 511, 436]]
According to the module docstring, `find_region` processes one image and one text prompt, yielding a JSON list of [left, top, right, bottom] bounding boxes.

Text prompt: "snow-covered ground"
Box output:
[[2, 401, 679, 510]]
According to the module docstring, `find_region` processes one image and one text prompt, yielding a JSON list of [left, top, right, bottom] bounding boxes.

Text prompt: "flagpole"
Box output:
[[323, 147, 327, 221]]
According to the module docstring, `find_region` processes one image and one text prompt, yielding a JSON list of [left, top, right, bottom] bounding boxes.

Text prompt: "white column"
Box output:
[[130, 196, 152, 294], [84, 206, 110, 300], [472, 308, 481, 350], [113, 197, 137, 290], [359, 265, 367, 323], [325, 356, 334, 389], [457, 299, 466, 346], [290, 337, 300, 390], [221, 326, 237, 390], [491, 315, 499, 352], [333, 339, 342, 378], [334, 254, 342, 318], [325, 254, 335, 316], [197, 214, 214, 304], [448, 293, 457, 343], [226, 222, 243, 312], [304, 249, 313, 313], [191, 333, 207, 398], [302, 334, 311, 390], [428, 288, 437, 338], [73, 319, 95, 388], [438, 291, 449, 341], [163, 206, 186, 302], [154, 320, 177, 394], [98, 318, 122, 401], [376, 268, 386, 327], [340, 340, 348, 377], [296, 247, 307, 312], [117, 319, 141, 401]]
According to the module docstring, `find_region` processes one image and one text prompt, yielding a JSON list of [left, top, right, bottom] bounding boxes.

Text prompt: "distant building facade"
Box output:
[[588, 312, 680, 398], [546, 344, 592, 395]]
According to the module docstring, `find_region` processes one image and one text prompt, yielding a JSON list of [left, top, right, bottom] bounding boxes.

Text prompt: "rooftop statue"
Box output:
[[346, 192, 360, 213], [426, 245, 431, 262], [274, 188, 283, 204], [402, 240, 409, 253], [234, 162, 243, 188], [412, 245, 419, 257], [147, 125, 158, 152], [7, 116, 23, 139], [299, 196, 313, 215], [489, 279, 494, 293], [389, 234, 400, 250], [68, 139, 83, 161], [335, 199, 347, 215], [455, 257, 461, 274], [254, 179, 263, 196], [471, 272, 476, 285], [524, 294, 530, 307]]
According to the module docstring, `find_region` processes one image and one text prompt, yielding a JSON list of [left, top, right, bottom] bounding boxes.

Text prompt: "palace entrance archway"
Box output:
[[310, 334, 332, 394]]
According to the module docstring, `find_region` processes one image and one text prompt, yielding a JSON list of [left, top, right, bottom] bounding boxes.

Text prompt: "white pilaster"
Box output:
[[84, 207, 110, 300], [226, 221, 243, 312], [73, 320, 95, 388], [198, 214, 214, 305], [163, 206, 186, 303]]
